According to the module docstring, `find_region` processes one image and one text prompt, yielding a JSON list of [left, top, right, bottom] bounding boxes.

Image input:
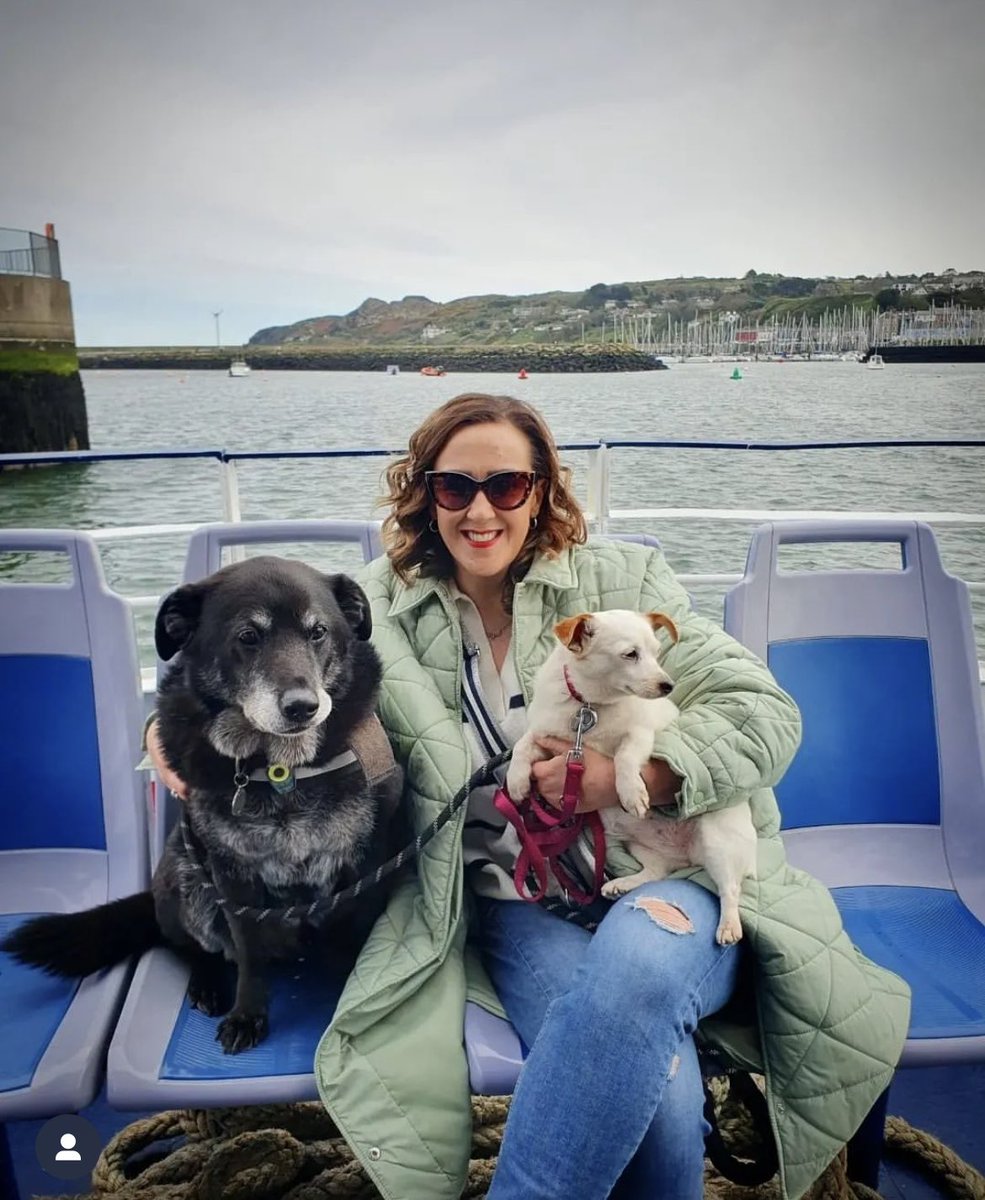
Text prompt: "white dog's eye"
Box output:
[[622, 649, 640, 661], [309, 623, 328, 643]]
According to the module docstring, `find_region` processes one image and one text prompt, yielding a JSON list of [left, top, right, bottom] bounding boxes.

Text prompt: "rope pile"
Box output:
[[37, 1087, 985, 1200]]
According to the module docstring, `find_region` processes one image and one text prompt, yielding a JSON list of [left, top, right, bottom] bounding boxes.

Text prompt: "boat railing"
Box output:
[[2, 440, 984, 615]]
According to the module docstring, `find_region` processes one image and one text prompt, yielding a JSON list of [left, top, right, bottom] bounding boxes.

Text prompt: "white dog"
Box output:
[[507, 609, 756, 944]]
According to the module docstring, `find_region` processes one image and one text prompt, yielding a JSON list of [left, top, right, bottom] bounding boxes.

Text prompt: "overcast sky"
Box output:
[[3, 0, 984, 346]]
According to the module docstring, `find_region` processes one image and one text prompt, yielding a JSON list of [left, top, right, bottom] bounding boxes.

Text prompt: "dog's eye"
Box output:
[[309, 623, 328, 643], [237, 629, 261, 647], [622, 649, 640, 661]]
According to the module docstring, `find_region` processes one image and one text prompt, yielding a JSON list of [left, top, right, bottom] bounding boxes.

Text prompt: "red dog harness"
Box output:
[[494, 667, 607, 904]]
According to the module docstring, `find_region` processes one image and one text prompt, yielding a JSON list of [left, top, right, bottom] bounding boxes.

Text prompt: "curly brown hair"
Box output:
[[380, 393, 587, 584]]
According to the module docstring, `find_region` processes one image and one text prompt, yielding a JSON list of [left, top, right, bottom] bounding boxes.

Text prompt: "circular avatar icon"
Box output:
[[34, 1113, 103, 1180]]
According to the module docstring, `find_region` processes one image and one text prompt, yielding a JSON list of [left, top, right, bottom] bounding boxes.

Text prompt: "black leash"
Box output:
[[179, 749, 512, 926]]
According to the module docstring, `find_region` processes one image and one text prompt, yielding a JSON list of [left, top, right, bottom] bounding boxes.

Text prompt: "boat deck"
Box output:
[[6, 1063, 984, 1198]]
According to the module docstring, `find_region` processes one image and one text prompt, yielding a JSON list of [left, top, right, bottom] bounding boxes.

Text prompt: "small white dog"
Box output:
[[507, 609, 756, 944]]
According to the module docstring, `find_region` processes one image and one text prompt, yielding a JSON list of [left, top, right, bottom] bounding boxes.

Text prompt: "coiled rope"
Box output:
[[35, 1087, 985, 1200]]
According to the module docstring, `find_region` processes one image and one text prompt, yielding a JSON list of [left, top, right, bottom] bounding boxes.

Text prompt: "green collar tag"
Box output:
[[266, 763, 296, 795]]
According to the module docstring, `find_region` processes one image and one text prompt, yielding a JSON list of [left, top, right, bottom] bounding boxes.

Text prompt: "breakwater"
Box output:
[[77, 343, 665, 373], [867, 344, 985, 364]]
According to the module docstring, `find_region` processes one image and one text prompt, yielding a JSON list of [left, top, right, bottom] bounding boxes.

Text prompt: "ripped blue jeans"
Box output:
[[477, 878, 742, 1200]]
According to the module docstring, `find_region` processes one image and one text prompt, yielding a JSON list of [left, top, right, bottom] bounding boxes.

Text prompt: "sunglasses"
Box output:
[[424, 470, 537, 512]]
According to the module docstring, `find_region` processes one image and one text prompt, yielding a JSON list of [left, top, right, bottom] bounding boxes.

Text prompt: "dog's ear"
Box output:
[[646, 612, 679, 643], [329, 575, 373, 641], [554, 613, 594, 653], [155, 583, 206, 660]]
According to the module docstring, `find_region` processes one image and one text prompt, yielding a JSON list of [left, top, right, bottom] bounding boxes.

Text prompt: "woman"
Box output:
[[150, 393, 909, 1200]]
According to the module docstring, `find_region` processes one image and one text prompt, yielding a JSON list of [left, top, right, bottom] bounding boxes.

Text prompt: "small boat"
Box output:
[[420, 366, 446, 377], [228, 359, 251, 377], [385, 364, 400, 375], [866, 354, 885, 370], [517, 369, 529, 380]]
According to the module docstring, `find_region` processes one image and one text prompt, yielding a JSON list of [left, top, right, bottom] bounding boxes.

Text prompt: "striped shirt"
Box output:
[[451, 584, 594, 901]]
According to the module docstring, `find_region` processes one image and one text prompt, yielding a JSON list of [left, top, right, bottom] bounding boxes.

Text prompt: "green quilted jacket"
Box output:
[[314, 539, 910, 1200]]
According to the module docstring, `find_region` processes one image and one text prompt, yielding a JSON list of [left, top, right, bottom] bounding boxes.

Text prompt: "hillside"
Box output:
[[249, 270, 985, 348]]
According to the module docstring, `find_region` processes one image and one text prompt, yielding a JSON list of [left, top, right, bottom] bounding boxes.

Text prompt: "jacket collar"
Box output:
[[386, 547, 578, 618]]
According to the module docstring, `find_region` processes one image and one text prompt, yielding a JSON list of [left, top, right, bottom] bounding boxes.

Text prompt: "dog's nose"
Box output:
[[658, 681, 673, 697], [280, 688, 320, 723]]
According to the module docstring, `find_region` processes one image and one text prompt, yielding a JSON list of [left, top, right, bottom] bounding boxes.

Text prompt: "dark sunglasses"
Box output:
[[424, 470, 537, 512]]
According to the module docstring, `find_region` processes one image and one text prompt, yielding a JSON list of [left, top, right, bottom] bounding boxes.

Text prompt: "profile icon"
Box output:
[[35, 1114, 101, 1180], [55, 1132, 82, 1161]]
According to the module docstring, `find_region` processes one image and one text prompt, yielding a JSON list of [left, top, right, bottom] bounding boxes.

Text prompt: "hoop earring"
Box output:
[[530, 516, 539, 531], [428, 519, 439, 533]]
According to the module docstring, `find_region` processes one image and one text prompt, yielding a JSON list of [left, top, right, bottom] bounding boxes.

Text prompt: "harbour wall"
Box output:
[[0, 240, 90, 453], [867, 344, 985, 364], [77, 344, 665, 373]]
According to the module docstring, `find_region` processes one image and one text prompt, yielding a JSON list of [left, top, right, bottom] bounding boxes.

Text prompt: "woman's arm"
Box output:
[[637, 548, 802, 818], [530, 545, 800, 816]]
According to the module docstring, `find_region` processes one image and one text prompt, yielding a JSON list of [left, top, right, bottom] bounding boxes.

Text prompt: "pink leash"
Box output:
[[493, 667, 606, 905]]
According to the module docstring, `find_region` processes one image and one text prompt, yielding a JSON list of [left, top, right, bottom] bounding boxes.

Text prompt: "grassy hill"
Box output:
[[249, 271, 985, 348]]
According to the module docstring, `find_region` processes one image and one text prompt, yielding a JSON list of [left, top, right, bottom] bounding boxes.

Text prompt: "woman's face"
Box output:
[[430, 420, 543, 596]]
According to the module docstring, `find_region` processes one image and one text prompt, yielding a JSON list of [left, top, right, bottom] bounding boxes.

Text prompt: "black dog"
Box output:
[[3, 556, 405, 1053]]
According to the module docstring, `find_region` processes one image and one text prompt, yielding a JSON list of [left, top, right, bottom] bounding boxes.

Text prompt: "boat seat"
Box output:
[[724, 519, 985, 1065], [0, 532, 148, 1121]]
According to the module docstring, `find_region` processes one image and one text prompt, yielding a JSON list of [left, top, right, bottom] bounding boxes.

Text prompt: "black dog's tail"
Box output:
[[1, 893, 163, 977]]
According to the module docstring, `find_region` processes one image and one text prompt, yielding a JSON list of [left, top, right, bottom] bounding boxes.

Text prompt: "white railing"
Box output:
[[3, 441, 984, 609]]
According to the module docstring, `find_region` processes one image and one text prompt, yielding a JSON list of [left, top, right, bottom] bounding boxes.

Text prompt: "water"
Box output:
[[1, 362, 984, 664]]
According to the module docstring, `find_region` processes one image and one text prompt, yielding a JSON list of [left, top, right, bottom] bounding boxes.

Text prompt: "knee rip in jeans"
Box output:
[[626, 897, 695, 935]]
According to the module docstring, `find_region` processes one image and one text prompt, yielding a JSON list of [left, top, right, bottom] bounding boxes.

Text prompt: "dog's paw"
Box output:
[[188, 961, 231, 1017], [618, 779, 651, 820], [216, 1009, 269, 1054], [188, 977, 228, 1018], [715, 915, 744, 946], [601, 878, 632, 899], [505, 767, 531, 801]]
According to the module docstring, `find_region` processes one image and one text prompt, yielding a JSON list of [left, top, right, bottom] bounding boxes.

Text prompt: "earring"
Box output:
[[428, 519, 439, 533], [530, 516, 538, 530]]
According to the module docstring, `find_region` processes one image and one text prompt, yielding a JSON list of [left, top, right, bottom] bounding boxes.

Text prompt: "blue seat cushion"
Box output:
[[161, 956, 350, 1081], [833, 886, 985, 1040], [769, 637, 941, 829], [0, 655, 106, 850], [0, 914, 82, 1092]]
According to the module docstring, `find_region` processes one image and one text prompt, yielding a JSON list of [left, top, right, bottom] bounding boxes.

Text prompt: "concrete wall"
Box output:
[[0, 274, 76, 344], [0, 270, 89, 452]]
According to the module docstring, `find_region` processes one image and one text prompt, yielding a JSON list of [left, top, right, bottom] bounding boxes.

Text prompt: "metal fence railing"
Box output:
[[0, 226, 61, 279]]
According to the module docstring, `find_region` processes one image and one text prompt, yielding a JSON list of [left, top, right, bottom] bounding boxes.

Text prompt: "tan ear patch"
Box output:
[[647, 612, 679, 643], [554, 613, 594, 651]]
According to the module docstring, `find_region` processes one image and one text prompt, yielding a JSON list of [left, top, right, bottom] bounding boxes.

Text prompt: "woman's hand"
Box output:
[[146, 719, 190, 801], [531, 737, 682, 814]]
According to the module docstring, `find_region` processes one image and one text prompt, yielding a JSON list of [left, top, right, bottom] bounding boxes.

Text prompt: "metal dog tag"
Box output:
[[570, 706, 598, 738], [231, 771, 249, 816]]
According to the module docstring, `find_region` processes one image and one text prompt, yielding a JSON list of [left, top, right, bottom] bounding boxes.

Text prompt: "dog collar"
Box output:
[[563, 665, 585, 704], [231, 749, 358, 815]]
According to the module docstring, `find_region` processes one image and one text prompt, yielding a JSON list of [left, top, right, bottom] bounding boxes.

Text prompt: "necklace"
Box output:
[[483, 617, 512, 641]]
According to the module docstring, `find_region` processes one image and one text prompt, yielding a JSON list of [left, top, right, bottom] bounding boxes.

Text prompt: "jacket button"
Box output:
[[369, 1147, 382, 1161]]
